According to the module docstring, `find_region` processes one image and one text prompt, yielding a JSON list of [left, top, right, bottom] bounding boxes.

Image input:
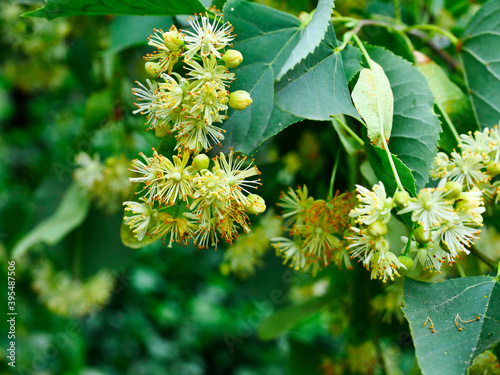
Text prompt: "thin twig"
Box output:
[[470, 245, 497, 271], [407, 29, 459, 71]]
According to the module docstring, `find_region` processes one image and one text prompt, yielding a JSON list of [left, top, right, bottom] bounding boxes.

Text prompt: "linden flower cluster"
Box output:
[[347, 177, 485, 281], [271, 186, 357, 274], [32, 260, 114, 318], [133, 14, 251, 154], [73, 152, 132, 213], [431, 126, 500, 201], [125, 14, 262, 249], [124, 150, 266, 249]]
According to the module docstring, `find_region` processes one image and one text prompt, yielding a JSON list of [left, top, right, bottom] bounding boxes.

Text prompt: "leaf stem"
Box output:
[[332, 115, 364, 146], [394, 0, 402, 22], [350, 33, 405, 192], [436, 103, 460, 143], [329, 148, 341, 198], [404, 24, 459, 46], [470, 245, 498, 271], [404, 223, 417, 256]]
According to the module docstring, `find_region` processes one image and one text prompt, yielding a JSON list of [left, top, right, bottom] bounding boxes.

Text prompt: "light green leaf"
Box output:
[[417, 54, 472, 120], [120, 220, 160, 249], [331, 116, 363, 156], [351, 60, 394, 148], [403, 277, 500, 375], [274, 25, 360, 121], [276, 0, 335, 80], [12, 183, 90, 260], [258, 295, 331, 340], [368, 46, 442, 191], [365, 140, 417, 197], [460, 0, 500, 129], [416, 52, 476, 151], [23, 0, 206, 20], [109, 16, 172, 54]]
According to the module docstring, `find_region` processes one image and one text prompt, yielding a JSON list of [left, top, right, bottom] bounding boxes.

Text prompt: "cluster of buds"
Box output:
[[73, 152, 132, 213], [124, 150, 266, 249], [271, 186, 357, 274], [347, 174, 485, 281], [133, 14, 252, 154]]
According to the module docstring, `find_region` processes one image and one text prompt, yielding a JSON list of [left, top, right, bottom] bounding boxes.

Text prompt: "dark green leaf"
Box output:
[[109, 16, 172, 53], [258, 295, 331, 340], [403, 277, 500, 375], [460, 0, 500, 129], [367, 46, 441, 191], [221, 0, 303, 154], [23, 0, 206, 20], [12, 183, 90, 259], [275, 25, 359, 121], [365, 140, 417, 197], [340, 44, 362, 83], [276, 0, 335, 80]]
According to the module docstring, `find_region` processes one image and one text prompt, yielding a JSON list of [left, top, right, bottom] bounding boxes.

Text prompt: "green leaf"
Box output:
[[12, 183, 90, 260], [224, 0, 302, 72], [276, 0, 335, 80], [221, 0, 304, 154], [403, 277, 500, 375], [120, 220, 160, 249], [258, 295, 331, 340], [23, 0, 206, 20], [275, 25, 360, 121], [109, 16, 172, 54], [351, 60, 394, 148], [416, 52, 476, 152], [460, 0, 500, 129], [331, 116, 363, 156], [417, 55, 472, 122], [367, 46, 441, 191], [365, 140, 417, 197], [340, 44, 362, 83]]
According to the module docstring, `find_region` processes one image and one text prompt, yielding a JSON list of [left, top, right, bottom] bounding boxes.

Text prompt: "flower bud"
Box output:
[[455, 191, 482, 212], [155, 125, 171, 138], [445, 181, 462, 200], [394, 191, 410, 208], [192, 153, 210, 171], [163, 27, 184, 52], [222, 49, 243, 68], [487, 162, 500, 177], [245, 194, 266, 214], [398, 255, 414, 271], [413, 226, 430, 244], [229, 90, 252, 110], [440, 240, 452, 254], [145, 62, 158, 78], [367, 221, 388, 237]]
